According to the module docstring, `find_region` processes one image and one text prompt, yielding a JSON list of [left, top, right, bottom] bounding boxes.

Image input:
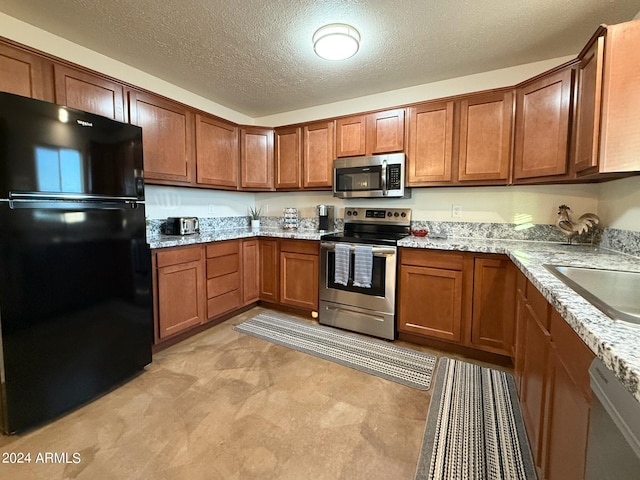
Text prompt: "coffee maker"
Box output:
[[316, 205, 335, 232]]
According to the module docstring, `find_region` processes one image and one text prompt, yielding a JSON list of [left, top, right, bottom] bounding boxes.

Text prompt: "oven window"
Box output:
[[327, 251, 386, 296], [335, 166, 382, 192]]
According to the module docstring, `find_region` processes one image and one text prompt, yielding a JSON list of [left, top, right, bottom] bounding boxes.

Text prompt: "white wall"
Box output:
[[256, 183, 599, 225], [0, 13, 253, 125], [597, 176, 640, 232], [145, 186, 254, 219]]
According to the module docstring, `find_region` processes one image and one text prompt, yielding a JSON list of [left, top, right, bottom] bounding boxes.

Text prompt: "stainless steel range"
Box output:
[[319, 207, 411, 340]]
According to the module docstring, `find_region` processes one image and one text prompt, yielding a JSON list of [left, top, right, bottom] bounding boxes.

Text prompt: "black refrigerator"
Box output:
[[0, 92, 153, 434]]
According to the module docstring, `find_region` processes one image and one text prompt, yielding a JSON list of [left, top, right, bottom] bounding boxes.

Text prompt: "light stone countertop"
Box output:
[[149, 229, 640, 402]]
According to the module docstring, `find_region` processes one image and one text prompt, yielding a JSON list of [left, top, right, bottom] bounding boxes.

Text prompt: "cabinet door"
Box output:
[[240, 127, 274, 190], [259, 239, 279, 303], [470, 257, 515, 355], [156, 248, 206, 340], [129, 90, 195, 184], [458, 91, 513, 183], [398, 264, 463, 342], [242, 239, 260, 305], [336, 115, 366, 157], [0, 43, 54, 101], [513, 68, 572, 180], [573, 36, 604, 174], [54, 64, 126, 121], [520, 305, 551, 466], [367, 108, 405, 154], [303, 121, 335, 189], [195, 114, 238, 189], [513, 270, 528, 393], [280, 251, 318, 310], [275, 126, 302, 189], [407, 101, 454, 185]]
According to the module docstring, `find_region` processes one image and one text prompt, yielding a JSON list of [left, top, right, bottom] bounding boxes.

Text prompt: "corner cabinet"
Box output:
[[240, 127, 274, 190], [195, 114, 239, 189], [513, 66, 573, 182], [154, 246, 206, 341], [242, 239, 260, 304], [336, 108, 405, 157], [573, 20, 640, 176], [259, 238, 279, 303], [128, 90, 196, 185]]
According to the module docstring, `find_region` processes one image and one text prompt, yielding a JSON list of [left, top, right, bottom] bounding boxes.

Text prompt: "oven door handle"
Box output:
[[320, 242, 396, 256]]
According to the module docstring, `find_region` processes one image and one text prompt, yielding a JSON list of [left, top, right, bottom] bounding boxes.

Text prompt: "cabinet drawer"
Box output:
[[550, 309, 594, 394], [206, 240, 239, 258], [206, 253, 239, 278], [156, 246, 202, 268], [280, 239, 318, 255], [400, 248, 464, 270], [207, 289, 241, 318], [526, 281, 550, 331], [207, 272, 240, 298]]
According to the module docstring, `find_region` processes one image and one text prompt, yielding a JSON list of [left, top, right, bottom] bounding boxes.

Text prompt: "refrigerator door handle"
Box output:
[[9, 192, 141, 203]]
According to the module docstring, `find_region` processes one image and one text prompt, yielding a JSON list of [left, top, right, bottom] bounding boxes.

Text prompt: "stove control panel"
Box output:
[[344, 208, 411, 225]]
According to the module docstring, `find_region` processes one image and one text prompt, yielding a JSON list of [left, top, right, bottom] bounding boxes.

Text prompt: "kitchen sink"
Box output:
[[545, 265, 640, 325]]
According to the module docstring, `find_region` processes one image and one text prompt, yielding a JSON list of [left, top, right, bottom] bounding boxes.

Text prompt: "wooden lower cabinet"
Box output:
[[279, 240, 319, 310], [155, 246, 206, 340], [398, 249, 514, 355], [206, 240, 241, 319], [259, 238, 279, 303], [242, 239, 260, 304]]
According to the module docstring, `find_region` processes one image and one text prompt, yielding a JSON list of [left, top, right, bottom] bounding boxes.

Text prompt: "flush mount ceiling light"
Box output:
[[313, 23, 360, 61]]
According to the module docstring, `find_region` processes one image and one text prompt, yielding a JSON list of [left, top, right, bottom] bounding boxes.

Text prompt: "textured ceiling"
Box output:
[[1, 0, 639, 117]]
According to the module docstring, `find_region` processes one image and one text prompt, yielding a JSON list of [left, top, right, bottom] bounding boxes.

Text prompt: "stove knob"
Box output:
[[346, 210, 352, 216], [394, 212, 399, 217], [353, 211, 358, 216], [387, 212, 392, 217], [401, 212, 407, 218]]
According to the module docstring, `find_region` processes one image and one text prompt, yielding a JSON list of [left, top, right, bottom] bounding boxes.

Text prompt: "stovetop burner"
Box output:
[[322, 207, 412, 246]]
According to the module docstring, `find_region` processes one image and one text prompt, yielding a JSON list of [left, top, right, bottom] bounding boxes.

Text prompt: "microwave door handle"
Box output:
[[381, 160, 387, 196]]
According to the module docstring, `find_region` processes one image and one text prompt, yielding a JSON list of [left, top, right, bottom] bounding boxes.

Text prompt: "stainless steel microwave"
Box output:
[[333, 153, 410, 199]]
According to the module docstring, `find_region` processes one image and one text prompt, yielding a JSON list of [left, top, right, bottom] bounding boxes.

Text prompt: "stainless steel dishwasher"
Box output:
[[586, 358, 640, 479]]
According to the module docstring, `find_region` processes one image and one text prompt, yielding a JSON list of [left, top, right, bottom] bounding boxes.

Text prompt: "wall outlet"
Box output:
[[208, 204, 216, 214], [451, 204, 462, 218], [262, 204, 268, 215]]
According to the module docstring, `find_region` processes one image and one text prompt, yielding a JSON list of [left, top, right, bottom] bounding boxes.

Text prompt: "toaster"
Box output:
[[164, 217, 199, 235]]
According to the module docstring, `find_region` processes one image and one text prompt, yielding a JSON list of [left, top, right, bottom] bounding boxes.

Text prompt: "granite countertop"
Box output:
[[148, 228, 640, 402], [147, 227, 326, 249], [399, 235, 640, 403]]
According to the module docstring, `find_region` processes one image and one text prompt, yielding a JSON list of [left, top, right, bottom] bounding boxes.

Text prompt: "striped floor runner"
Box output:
[[415, 358, 536, 480]]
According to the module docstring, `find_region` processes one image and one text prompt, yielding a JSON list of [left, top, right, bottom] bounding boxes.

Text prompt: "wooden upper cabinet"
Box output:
[[574, 20, 640, 175], [303, 120, 335, 189], [458, 90, 513, 183], [407, 101, 455, 185], [367, 108, 405, 155], [336, 115, 366, 157], [54, 64, 126, 121], [128, 90, 195, 184], [336, 108, 405, 157], [0, 42, 54, 101], [240, 127, 274, 190], [275, 126, 303, 189], [513, 67, 573, 181], [195, 114, 238, 189]]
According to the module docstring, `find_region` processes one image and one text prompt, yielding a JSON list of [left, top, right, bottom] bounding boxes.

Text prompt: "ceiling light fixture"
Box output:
[[313, 23, 360, 61]]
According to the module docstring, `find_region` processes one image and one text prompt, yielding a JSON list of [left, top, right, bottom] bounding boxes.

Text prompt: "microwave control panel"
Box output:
[[388, 164, 401, 189]]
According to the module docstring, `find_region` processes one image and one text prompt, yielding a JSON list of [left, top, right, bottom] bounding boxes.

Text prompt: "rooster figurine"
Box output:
[[556, 205, 600, 244]]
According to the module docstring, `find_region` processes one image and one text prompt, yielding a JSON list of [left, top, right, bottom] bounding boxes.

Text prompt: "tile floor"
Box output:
[[0, 307, 504, 479]]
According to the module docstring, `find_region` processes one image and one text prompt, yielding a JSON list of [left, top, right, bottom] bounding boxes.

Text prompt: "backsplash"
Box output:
[[147, 216, 639, 258]]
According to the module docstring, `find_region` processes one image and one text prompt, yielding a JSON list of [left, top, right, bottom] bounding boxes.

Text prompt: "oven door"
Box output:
[[319, 241, 397, 315]]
